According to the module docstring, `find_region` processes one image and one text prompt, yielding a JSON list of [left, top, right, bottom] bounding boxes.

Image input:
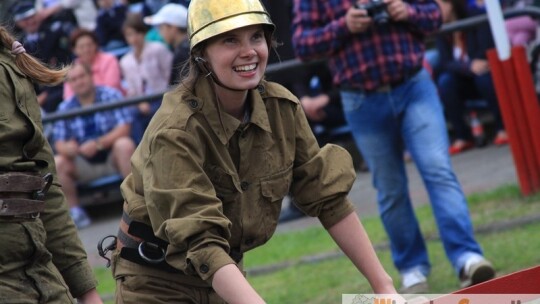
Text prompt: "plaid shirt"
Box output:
[[52, 86, 134, 143], [292, 0, 442, 91]]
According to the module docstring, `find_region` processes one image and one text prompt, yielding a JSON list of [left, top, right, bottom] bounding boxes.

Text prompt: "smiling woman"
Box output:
[[107, 0, 398, 303]]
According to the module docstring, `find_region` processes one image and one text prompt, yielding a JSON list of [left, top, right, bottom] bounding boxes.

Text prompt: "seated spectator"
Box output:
[[504, 0, 539, 46], [435, 0, 508, 155], [144, 3, 189, 85], [53, 63, 135, 229], [95, 0, 128, 51], [296, 62, 348, 146], [10, 0, 75, 113], [63, 28, 124, 99], [35, 0, 98, 31], [120, 13, 173, 144], [0, 0, 18, 24]]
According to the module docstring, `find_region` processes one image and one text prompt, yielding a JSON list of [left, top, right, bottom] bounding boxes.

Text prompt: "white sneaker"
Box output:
[[460, 257, 495, 288], [70, 207, 91, 229], [400, 269, 429, 293]]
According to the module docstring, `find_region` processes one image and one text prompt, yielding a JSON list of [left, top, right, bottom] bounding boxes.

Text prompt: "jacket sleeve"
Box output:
[[143, 127, 235, 283], [288, 103, 356, 229], [17, 78, 98, 297], [39, 142, 98, 298], [291, 0, 352, 60]]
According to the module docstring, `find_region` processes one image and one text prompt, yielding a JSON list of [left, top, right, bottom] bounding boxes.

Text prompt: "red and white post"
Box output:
[[485, 1, 540, 195]]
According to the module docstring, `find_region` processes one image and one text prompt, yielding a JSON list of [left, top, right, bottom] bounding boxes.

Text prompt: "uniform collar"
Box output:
[[191, 77, 272, 145]]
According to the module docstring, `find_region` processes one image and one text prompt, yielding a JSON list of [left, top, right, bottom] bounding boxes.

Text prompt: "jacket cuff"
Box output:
[[62, 261, 97, 298], [318, 197, 356, 229], [187, 245, 237, 283]]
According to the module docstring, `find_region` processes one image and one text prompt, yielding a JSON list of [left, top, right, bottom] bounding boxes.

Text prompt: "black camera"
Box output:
[[355, 0, 389, 24]]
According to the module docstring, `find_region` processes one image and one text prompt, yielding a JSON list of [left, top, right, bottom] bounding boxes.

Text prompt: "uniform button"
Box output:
[[245, 238, 254, 246], [257, 84, 265, 94], [199, 264, 209, 274], [240, 181, 249, 191], [188, 99, 199, 109]]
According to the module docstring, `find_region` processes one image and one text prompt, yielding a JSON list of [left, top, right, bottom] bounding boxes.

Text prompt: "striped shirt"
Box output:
[[52, 86, 134, 143], [291, 0, 442, 91]]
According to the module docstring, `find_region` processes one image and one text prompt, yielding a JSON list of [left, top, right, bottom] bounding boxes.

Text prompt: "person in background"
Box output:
[[144, 3, 190, 85], [504, 0, 539, 46], [35, 0, 98, 31], [10, 0, 76, 113], [0, 0, 18, 24], [53, 62, 135, 229], [436, 0, 508, 154], [110, 0, 399, 302], [279, 61, 353, 223], [63, 28, 124, 99], [95, 0, 129, 51], [0, 25, 102, 303], [120, 13, 173, 144], [292, 0, 495, 293]]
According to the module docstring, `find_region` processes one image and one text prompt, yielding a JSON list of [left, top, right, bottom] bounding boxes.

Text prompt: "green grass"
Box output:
[[93, 184, 540, 302]]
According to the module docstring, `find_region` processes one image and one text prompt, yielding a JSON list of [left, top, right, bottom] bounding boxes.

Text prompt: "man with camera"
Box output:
[[292, 0, 495, 293]]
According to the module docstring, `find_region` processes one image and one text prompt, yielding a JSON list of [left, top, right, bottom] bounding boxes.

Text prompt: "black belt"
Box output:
[[113, 211, 243, 273], [340, 66, 423, 93]]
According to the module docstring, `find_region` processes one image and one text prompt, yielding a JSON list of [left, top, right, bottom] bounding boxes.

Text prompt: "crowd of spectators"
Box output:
[[3, 0, 191, 228], [2, 0, 538, 228]]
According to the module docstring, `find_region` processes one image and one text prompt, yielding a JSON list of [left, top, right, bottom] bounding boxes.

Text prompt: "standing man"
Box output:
[[52, 62, 135, 229], [292, 0, 495, 292]]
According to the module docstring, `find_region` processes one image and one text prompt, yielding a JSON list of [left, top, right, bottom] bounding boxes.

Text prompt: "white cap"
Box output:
[[144, 3, 188, 28]]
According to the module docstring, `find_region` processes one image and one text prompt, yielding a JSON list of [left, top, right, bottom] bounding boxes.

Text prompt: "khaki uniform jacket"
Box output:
[[0, 48, 96, 297], [121, 77, 356, 284]]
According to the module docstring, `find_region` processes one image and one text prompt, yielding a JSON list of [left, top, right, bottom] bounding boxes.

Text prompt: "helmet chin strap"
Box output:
[[194, 57, 251, 92]]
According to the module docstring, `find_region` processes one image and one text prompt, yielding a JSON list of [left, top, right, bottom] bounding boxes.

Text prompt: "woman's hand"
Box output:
[[77, 288, 103, 304]]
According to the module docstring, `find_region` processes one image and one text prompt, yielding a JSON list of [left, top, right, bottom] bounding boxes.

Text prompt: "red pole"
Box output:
[[487, 49, 536, 195], [510, 46, 540, 191]]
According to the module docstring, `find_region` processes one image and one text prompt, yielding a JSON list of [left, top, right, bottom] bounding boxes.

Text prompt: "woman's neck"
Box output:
[[215, 86, 249, 121]]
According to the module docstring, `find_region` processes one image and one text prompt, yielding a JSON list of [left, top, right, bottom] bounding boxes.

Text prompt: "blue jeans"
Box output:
[[340, 69, 484, 277]]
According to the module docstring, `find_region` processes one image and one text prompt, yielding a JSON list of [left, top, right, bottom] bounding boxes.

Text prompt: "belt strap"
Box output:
[[117, 210, 244, 273], [0, 198, 45, 216], [340, 65, 423, 93], [0, 172, 45, 192], [117, 211, 182, 273]]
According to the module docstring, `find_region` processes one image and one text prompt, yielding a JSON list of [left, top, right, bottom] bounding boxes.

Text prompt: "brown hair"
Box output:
[[122, 13, 149, 35], [69, 28, 100, 50], [0, 26, 68, 85]]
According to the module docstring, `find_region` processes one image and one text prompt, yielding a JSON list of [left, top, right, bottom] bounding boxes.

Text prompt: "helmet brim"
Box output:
[[189, 12, 275, 50]]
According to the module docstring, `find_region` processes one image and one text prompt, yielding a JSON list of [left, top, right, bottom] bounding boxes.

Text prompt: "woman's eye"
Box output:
[[253, 32, 264, 41]]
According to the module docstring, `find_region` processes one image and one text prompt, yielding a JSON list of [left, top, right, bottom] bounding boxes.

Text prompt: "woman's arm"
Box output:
[[212, 264, 265, 304], [328, 212, 397, 294]]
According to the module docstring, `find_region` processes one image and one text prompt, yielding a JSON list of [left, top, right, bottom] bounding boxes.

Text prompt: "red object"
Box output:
[[487, 46, 540, 195], [470, 111, 483, 138], [449, 141, 475, 155], [454, 265, 540, 294], [429, 266, 540, 304]]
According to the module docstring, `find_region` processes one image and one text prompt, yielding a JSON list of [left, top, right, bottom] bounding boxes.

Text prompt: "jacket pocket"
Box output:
[[258, 164, 293, 234]]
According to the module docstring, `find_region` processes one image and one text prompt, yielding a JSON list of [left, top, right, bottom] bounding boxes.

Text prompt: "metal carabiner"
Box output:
[[97, 235, 117, 268], [138, 241, 166, 264], [34, 173, 53, 201]]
